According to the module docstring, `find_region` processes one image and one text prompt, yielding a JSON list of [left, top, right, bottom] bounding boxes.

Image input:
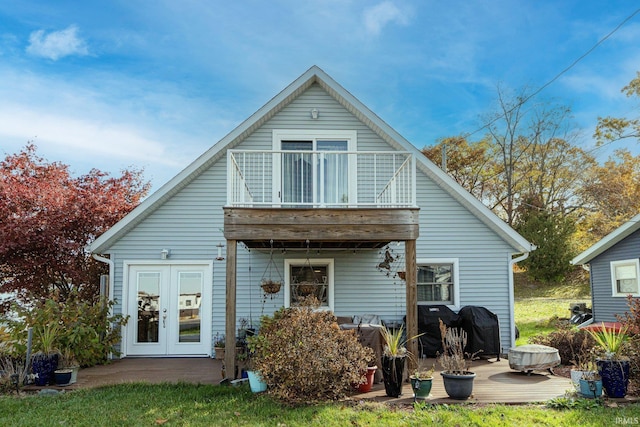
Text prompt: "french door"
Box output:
[[126, 263, 212, 356]]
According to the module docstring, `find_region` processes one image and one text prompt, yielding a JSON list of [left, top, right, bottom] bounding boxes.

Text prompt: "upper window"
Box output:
[[611, 259, 640, 297], [273, 130, 356, 207], [284, 258, 334, 310], [417, 259, 459, 306]]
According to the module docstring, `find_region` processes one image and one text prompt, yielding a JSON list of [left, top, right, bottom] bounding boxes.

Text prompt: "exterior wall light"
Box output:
[[310, 108, 319, 119], [161, 248, 170, 260], [216, 243, 225, 261]]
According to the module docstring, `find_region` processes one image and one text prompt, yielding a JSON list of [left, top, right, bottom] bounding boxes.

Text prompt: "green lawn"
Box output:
[[1, 383, 639, 427], [515, 298, 589, 345]]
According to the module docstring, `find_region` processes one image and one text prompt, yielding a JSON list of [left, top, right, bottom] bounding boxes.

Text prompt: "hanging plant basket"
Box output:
[[261, 279, 282, 294], [296, 281, 317, 296]]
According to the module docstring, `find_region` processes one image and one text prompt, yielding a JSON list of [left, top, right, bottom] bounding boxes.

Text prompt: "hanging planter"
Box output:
[[296, 281, 317, 296], [261, 280, 281, 295], [260, 240, 283, 300]]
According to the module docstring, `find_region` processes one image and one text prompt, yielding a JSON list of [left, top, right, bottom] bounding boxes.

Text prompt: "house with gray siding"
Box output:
[[572, 213, 640, 323], [89, 66, 534, 370]]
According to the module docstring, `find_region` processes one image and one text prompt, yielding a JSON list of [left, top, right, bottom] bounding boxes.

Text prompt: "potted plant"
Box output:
[[357, 364, 378, 393], [586, 323, 630, 398], [59, 348, 80, 384], [569, 335, 596, 389], [214, 334, 225, 360], [379, 324, 422, 398], [409, 365, 435, 399], [438, 319, 478, 400], [579, 370, 603, 398], [245, 334, 267, 393], [31, 323, 60, 386]]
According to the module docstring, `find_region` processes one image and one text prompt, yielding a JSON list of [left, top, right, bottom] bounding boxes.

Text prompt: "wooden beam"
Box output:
[[405, 239, 418, 373], [224, 239, 237, 379]]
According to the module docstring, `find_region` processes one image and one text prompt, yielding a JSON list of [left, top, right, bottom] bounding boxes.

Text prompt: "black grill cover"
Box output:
[[417, 305, 460, 357], [458, 306, 500, 357]]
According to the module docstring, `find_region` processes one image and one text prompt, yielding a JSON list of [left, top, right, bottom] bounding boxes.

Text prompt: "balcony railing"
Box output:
[[227, 150, 415, 208]]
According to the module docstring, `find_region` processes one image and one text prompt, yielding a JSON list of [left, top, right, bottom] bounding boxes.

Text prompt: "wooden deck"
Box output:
[[26, 356, 579, 404]]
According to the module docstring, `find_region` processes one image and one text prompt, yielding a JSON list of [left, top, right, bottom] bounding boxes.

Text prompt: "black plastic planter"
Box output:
[[381, 355, 405, 398]]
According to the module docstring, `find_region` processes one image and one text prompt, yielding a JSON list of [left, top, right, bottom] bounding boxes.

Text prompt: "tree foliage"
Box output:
[[574, 148, 640, 249], [515, 198, 576, 283], [595, 71, 640, 145], [0, 144, 150, 311]]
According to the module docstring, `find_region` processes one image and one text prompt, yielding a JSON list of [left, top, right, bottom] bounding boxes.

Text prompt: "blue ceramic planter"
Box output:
[[579, 378, 602, 398], [31, 353, 59, 386], [597, 359, 630, 398], [247, 370, 267, 393]]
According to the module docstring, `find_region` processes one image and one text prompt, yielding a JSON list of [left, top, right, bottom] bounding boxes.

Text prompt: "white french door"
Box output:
[[126, 263, 212, 356]]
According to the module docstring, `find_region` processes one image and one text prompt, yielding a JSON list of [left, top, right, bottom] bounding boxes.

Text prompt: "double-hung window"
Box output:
[[284, 258, 334, 310], [417, 259, 459, 306], [274, 130, 356, 207], [611, 259, 640, 296]]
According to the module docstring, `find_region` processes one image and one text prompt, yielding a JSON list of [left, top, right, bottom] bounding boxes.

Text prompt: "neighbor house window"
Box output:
[[284, 258, 334, 310], [417, 259, 459, 306], [611, 259, 640, 296]]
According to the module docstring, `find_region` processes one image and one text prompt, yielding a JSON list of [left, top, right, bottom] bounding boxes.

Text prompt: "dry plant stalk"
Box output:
[[438, 319, 469, 375]]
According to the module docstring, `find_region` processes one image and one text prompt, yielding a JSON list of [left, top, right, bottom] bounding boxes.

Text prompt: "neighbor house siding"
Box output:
[[589, 229, 640, 323]]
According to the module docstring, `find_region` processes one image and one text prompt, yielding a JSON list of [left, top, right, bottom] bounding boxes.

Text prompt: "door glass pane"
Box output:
[[137, 272, 160, 343], [282, 141, 312, 205], [317, 140, 348, 204], [178, 272, 203, 343]]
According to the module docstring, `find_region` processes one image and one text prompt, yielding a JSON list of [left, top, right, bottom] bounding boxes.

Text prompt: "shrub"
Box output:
[[7, 294, 128, 367], [248, 300, 374, 405], [617, 296, 640, 390], [530, 321, 595, 366]]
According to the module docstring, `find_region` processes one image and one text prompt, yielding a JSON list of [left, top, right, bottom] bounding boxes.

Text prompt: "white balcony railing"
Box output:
[[227, 150, 415, 208]]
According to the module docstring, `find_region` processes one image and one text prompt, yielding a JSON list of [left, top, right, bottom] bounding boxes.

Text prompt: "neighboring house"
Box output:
[[572, 213, 640, 323], [89, 66, 534, 368]]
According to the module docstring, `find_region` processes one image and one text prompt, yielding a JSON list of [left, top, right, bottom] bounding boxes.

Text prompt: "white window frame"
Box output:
[[416, 258, 460, 310], [272, 130, 357, 206], [284, 258, 334, 311], [610, 259, 640, 297]]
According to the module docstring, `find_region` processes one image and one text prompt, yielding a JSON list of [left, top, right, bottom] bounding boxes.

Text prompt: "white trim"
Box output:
[[610, 258, 640, 297], [416, 258, 460, 310], [283, 258, 334, 311]]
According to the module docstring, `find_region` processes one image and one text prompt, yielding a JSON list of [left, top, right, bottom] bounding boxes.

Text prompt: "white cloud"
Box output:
[[363, 1, 409, 36], [26, 25, 89, 60]]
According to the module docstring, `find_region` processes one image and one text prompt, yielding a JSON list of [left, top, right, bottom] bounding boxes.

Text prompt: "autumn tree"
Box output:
[[0, 144, 150, 312], [595, 71, 640, 145], [575, 148, 640, 249], [422, 136, 493, 202]]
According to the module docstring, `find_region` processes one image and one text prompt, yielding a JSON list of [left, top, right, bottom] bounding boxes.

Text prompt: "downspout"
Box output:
[[92, 254, 114, 301], [509, 252, 530, 350]]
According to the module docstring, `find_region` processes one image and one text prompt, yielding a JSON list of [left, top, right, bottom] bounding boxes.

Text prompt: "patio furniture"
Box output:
[[458, 306, 501, 360], [508, 344, 560, 375], [339, 323, 384, 383]]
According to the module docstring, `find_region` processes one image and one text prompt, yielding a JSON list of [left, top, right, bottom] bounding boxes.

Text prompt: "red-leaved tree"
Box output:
[[0, 144, 150, 312]]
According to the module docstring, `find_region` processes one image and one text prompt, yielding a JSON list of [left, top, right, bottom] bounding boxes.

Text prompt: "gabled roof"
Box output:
[[90, 66, 535, 254], [571, 213, 640, 265]]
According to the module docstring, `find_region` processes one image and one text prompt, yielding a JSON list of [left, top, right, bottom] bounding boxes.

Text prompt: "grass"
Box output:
[[514, 270, 591, 345], [0, 383, 639, 426]]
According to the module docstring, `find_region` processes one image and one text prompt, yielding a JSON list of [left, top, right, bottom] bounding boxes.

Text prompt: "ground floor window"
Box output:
[[284, 258, 334, 310], [417, 259, 458, 306], [611, 259, 640, 296]]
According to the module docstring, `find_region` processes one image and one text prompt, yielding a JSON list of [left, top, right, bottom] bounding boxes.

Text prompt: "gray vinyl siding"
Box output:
[[589, 229, 640, 323], [104, 82, 518, 356]]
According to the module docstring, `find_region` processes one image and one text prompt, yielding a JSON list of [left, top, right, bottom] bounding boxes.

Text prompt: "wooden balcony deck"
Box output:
[[28, 356, 580, 404]]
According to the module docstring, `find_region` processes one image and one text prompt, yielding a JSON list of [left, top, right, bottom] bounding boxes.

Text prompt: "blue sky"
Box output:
[[1, 1, 639, 192]]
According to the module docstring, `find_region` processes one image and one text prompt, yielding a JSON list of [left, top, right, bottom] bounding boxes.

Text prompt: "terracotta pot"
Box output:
[[357, 366, 378, 393]]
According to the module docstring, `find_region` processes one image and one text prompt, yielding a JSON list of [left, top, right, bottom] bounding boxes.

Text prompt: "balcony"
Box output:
[[227, 150, 416, 208], [224, 150, 419, 249]]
